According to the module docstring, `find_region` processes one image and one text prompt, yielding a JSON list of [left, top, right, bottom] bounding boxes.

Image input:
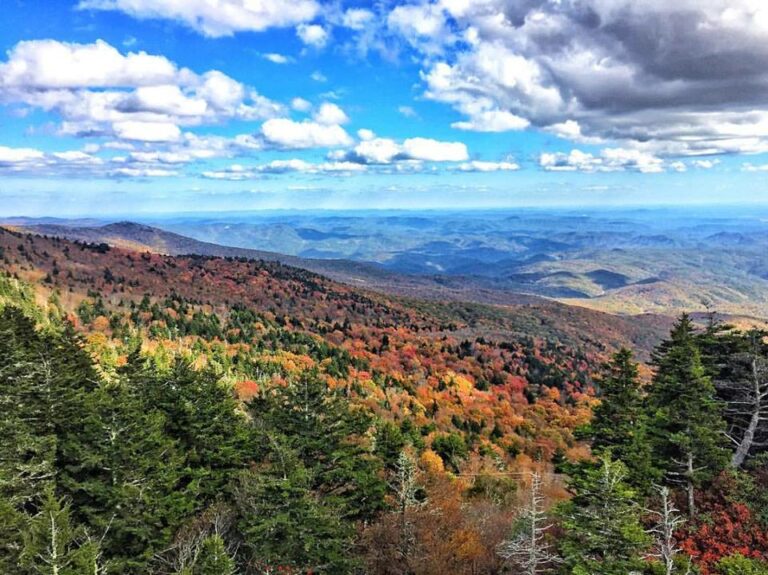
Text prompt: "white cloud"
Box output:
[[260, 118, 353, 149], [350, 137, 403, 163], [0, 39, 179, 89], [457, 160, 519, 172], [402, 137, 468, 162], [387, 3, 452, 53], [398, 105, 418, 119], [113, 120, 181, 142], [357, 128, 375, 141], [291, 97, 312, 112], [202, 164, 254, 180], [0, 145, 45, 164], [263, 53, 291, 64], [257, 159, 366, 174], [310, 71, 327, 83], [338, 135, 469, 164], [202, 159, 367, 179], [692, 159, 720, 169], [342, 8, 375, 31], [540, 148, 665, 173], [78, 0, 320, 38], [313, 102, 349, 125], [452, 109, 530, 132], [52, 150, 102, 164], [297, 24, 329, 48], [110, 167, 178, 178], [0, 39, 283, 144], [743, 163, 768, 172]]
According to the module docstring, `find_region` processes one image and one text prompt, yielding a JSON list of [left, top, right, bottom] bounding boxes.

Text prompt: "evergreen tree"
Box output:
[[123, 358, 254, 501], [248, 370, 385, 521], [557, 457, 650, 575], [586, 348, 656, 490], [647, 314, 729, 515], [194, 534, 236, 575], [19, 489, 105, 575], [234, 461, 354, 574]]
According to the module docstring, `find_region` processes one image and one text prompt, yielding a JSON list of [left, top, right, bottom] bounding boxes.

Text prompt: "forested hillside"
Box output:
[[1, 228, 768, 574]]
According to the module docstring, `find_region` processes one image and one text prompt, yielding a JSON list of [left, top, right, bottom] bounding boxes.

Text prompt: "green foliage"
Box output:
[[647, 314, 729, 509], [194, 534, 236, 575], [234, 464, 354, 574], [19, 489, 104, 575], [557, 457, 650, 575], [248, 371, 386, 521], [717, 555, 768, 575], [586, 348, 655, 490], [432, 433, 469, 472]]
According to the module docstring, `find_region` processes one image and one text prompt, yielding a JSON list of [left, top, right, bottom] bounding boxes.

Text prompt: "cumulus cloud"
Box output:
[[335, 133, 468, 164], [342, 8, 375, 31], [291, 98, 312, 112], [78, 0, 319, 38], [0, 39, 180, 89], [540, 148, 665, 173], [391, 0, 768, 156], [402, 137, 468, 162], [0, 39, 283, 144], [113, 120, 181, 142], [313, 102, 349, 125], [260, 118, 353, 149], [457, 160, 520, 172], [0, 145, 45, 165], [296, 24, 329, 48]]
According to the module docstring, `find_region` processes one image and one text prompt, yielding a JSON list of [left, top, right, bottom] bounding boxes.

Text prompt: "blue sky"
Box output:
[[1, 0, 768, 215]]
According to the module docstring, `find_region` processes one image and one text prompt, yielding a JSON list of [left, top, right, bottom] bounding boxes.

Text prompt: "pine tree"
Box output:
[[557, 457, 650, 575], [647, 314, 729, 515]]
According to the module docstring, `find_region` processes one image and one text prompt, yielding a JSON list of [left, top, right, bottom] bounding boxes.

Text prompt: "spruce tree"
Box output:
[[248, 370, 385, 521], [557, 457, 650, 575], [586, 348, 656, 490], [194, 534, 236, 575], [18, 489, 105, 575], [647, 314, 729, 515]]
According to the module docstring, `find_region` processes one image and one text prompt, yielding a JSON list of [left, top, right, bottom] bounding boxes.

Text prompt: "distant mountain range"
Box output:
[[8, 207, 768, 330]]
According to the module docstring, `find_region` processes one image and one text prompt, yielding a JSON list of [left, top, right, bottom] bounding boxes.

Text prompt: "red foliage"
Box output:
[[679, 473, 768, 574]]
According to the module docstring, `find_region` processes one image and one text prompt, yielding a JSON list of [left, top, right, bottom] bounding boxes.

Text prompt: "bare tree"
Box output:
[[646, 486, 691, 575], [391, 450, 421, 565], [497, 472, 560, 575], [716, 334, 768, 468]]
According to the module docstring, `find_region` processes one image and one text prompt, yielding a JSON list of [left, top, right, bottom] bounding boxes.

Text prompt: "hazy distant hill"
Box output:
[[2, 225, 673, 357]]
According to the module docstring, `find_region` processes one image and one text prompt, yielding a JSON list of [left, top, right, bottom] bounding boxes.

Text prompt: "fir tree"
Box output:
[[647, 314, 729, 515], [194, 534, 236, 575], [586, 348, 656, 490], [557, 457, 650, 575]]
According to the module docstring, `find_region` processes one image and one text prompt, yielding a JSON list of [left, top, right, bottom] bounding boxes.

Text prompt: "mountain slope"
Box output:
[[11, 223, 671, 357]]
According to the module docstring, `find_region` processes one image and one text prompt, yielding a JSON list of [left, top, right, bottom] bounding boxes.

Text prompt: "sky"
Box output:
[[1, 0, 768, 215]]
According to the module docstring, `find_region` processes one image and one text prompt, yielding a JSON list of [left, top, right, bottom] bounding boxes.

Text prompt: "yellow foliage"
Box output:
[[419, 449, 445, 475]]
